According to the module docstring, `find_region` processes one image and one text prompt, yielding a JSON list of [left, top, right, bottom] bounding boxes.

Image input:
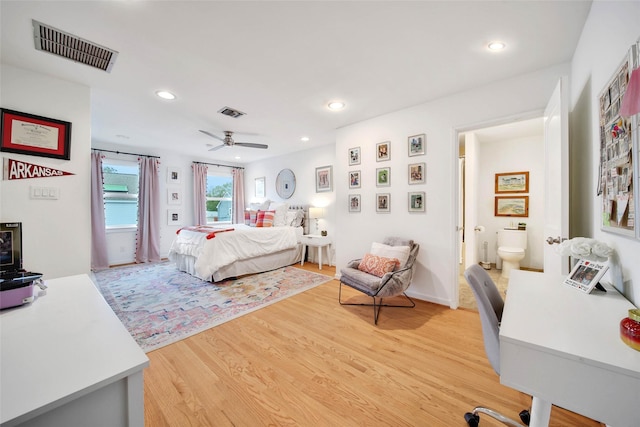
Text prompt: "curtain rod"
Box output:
[[93, 148, 160, 159], [192, 161, 244, 170]]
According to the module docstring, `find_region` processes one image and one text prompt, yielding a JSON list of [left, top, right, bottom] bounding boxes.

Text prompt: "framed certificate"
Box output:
[[1, 108, 72, 160]]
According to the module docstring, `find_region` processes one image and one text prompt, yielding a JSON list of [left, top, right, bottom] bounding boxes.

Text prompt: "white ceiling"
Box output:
[[0, 1, 592, 164]]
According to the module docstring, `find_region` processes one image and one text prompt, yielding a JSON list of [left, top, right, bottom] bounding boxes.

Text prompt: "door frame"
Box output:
[[451, 110, 544, 309]]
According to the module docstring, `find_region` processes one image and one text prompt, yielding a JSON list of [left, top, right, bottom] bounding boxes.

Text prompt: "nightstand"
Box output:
[[300, 235, 332, 270]]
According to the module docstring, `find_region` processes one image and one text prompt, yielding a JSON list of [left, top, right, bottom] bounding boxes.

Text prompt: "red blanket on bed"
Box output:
[[176, 225, 235, 239]]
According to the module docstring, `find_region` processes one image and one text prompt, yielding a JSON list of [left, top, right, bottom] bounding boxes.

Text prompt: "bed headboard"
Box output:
[[288, 205, 309, 235]]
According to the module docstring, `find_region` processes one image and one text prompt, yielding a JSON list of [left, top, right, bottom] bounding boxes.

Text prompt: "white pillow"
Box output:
[[259, 200, 271, 211], [370, 242, 411, 268], [269, 202, 288, 227], [284, 211, 297, 226]]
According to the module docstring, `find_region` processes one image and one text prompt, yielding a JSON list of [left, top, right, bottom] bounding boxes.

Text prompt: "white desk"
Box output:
[[1, 274, 149, 427], [300, 235, 332, 270], [500, 270, 640, 427]]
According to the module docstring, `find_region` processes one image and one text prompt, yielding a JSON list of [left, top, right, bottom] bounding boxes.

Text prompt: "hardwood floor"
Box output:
[[144, 263, 602, 426]]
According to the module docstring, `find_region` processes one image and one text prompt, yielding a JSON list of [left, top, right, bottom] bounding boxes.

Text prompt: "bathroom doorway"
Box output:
[[457, 116, 545, 310]]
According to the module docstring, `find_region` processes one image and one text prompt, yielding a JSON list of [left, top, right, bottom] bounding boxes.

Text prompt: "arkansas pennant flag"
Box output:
[[3, 158, 75, 180]]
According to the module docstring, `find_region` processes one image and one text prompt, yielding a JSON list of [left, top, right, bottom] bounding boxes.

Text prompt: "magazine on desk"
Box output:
[[563, 259, 609, 293]]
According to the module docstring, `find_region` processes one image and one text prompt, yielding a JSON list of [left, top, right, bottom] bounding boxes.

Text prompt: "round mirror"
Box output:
[[276, 169, 296, 199]]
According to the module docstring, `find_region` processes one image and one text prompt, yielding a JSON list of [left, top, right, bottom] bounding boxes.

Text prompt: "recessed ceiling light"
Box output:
[[301, 136, 310, 142], [156, 90, 176, 100], [328, 101, 345, 111], [235, 156, 241, 160], [487, 41, 506, 51]]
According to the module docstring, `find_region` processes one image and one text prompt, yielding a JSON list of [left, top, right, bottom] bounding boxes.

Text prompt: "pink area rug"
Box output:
[[93, 262, 332, 352]]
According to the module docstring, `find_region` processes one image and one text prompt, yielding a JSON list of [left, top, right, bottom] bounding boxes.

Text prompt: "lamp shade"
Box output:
[[308, 207, 324, 219], [620, 67, 640, 118]]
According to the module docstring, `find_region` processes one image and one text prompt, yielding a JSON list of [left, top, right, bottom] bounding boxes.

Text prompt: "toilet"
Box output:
[[497, 229, 527, 279]]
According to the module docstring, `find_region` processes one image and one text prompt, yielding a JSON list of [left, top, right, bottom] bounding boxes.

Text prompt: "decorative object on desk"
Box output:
[[93, 262, 332, 352], [556, 237, 614, 262], [517, 222, 527, 230], [620, 308, 640, 351], [308, 207, 324, 233], [563, 259, 609, 293], [1, 108, 72, 160], [321, 230, 327, 237], [315, 165, 332, 192]]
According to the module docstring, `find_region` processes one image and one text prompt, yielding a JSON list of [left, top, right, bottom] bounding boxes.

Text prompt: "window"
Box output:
[[206, 171, 233, 224], [102, 159, 139, 228]]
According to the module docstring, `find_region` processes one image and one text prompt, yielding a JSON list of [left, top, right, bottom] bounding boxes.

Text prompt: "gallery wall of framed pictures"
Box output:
[[347, 133, 427, 214]]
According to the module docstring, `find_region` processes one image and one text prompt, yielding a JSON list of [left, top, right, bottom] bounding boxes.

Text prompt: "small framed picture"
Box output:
[[376, 141, 390, 162], [408, 162, 425, 184], [376, 193, 390, 213], [563, 259, 609, 293], [167, 188, 181, 205], [408, 191, 425, 212], [495, 171, 529, 193], [408, 134, 425, 157], [349, 147, 361, 165], [167, 167, 182, 184], [316, 165, 333, 193], [349, 170, 361, 189], [376, 167, 390, 187], [255, 176, 265, 197], [167, 209, 183, 226], [495, 196, 529, 217], [348, 194, 361, 212]]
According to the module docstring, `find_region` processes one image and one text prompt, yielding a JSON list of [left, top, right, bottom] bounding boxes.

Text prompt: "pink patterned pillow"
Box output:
[[256, 210, 275, 227], [357, 253, 400, 277], [244, 210, 251, 225], [249, 210, 258, 227]]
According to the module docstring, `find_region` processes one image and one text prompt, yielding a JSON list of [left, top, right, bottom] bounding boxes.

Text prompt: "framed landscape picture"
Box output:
[[495, 196, 529, 217], [495, 171, 529, 193]]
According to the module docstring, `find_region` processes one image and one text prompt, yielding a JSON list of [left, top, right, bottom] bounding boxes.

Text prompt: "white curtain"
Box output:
[[193, 163, 208, 225], [135, 157, 161, 263], [90, 152, 109, 270], [232, 168, 245, 224]]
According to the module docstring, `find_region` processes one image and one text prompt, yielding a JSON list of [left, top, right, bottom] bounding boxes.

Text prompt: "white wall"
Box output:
[[570, 1, 640, 304], [1, 64, 91, 279], [335, 63, 570, 307], [244, 144, 336, 262], [476, 134, 544, 270]]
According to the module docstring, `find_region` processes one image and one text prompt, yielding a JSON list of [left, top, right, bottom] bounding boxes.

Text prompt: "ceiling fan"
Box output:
[[199, 130, 268, 151]]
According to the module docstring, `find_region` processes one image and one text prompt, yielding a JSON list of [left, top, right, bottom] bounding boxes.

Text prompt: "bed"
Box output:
[[168, 205, 307, 282]]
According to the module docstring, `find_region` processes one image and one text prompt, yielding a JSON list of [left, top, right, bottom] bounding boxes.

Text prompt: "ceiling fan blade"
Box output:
[[199, 130, 225, 142], [234, 142, 269, 149], [208, 144, 226, 151]]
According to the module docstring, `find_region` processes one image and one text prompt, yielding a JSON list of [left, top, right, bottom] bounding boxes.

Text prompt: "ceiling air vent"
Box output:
[[217, 107, 246, 118], [32, 20, 118, 73]]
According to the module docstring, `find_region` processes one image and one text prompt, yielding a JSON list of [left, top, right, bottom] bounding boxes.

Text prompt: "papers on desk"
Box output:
[[563, 259, 609, 293]]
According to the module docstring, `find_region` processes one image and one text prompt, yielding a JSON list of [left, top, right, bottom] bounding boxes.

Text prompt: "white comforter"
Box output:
[[168, 225, 298, 280]]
